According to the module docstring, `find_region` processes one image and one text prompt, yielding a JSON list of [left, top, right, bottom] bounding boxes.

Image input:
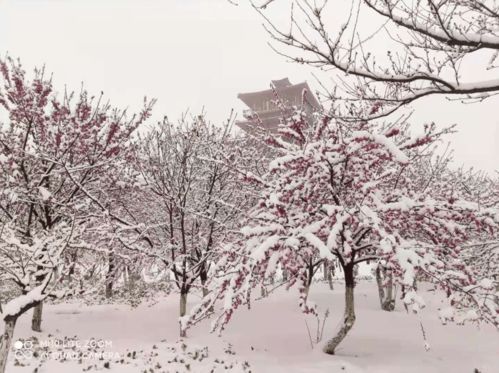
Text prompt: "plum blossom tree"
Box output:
[[445, 169, 499, 293], [184, 107, 498, 355], [0, 56, 153, 373], [133, 115, 255, 335]]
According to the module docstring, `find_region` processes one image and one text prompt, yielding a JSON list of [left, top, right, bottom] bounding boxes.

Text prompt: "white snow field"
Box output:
[[3, 281, 498, 373]]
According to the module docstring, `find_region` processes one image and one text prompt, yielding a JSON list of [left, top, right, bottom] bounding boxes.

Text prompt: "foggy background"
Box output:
[[1, 0, 497, 173]]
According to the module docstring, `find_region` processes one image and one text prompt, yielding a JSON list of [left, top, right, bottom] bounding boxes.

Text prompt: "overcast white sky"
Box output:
[[0, 0, 497, 173]]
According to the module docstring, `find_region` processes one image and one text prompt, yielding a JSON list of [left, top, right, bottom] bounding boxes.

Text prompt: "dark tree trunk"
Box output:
[[282, 268, 288, 282], [126, 267, 141, 291], [105, 281, 114, 299], [0, 316, 17, 373], [375, 265, 384, 307], [376, 265, 395, 311], [31, 269, 45, 332], [199, 266, 214, 312], [323, 261, 329, 281], [304, 261, 315, 297], [199, 266, 209, 298], [105, 252, 116, 299], [260, 284, 268, 298], [324, 261, 334, 290], [329, 263, 335, 290], [31, 302, 43, 332], [323, 264, 356, 355]]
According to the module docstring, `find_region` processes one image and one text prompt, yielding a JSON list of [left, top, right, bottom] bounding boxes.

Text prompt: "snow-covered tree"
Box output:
[[133, 115, 255, 335], [253, 0, 499, 119], [185, 108, 498, 355], [0, 56, 153, 373]]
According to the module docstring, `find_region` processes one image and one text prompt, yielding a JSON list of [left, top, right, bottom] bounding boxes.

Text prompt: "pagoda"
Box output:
[[236, 78, 320, 134]]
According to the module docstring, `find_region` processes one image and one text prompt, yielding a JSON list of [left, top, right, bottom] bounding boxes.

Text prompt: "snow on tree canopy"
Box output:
[[183, 106, 498, 337]]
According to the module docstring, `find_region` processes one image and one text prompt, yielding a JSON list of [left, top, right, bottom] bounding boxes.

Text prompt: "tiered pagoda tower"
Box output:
[[236, 78, 320, 134]]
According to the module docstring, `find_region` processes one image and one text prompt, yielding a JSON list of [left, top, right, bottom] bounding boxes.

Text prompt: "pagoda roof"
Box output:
[[237, 80, 319, 109], [271, 78, 291, 88]]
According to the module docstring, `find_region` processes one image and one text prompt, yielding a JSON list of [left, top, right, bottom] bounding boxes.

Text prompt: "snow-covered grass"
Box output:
[[3, 281, 498, 372]]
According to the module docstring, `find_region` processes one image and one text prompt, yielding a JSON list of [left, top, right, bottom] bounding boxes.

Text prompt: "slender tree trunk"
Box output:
[[304, 262, 314, 297], [200, 270, 214, 312], [303, 284, 310, 299], [323, 261, 329, 281], [31, 302, 43, 332], [323, 264, 356, 355], [124, 266, 129, 288], [282, 268, 288, 282], [179, 292, 187, 337], [31, 258, 45, 332], [105, 281, 113, 299], [328, 270, 334, 290], [199, 267, 209, 298], [31, 301, 43, 332], [0, 316, 17, 373], [179, 292, 187, 316], [383, 274, 395, 311], [376, 266, 395, 311], [376, 265, 385, 308], [31, 264, 46, 332], [127, 268, 140, 292], [260, 285, 268, 298], [105, 252, 116, 299], [328, 264, 334, 290], [325, 262, 334, 290]]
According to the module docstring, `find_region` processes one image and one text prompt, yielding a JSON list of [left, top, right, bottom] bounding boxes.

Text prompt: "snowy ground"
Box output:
[[4, 281, 498, 373]]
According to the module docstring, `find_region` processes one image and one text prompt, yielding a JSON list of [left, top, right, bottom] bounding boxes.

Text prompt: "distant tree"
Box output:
[[134, 115, 255, 336]]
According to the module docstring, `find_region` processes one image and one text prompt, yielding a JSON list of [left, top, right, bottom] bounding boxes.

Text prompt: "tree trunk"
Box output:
[[199, 269, 214, 312], [328, 266, 334, 290], [127, 268, 141, 292], [105, 281, 113, 299], [382, 274, 395, 311], [376, 266, 395, 311], [199, 267, 209, 298], [303, 284, 310, 299], [105, 252, 116, 299], [260, 285, 268, 298], [179, 292, 187, 337], [325, 262, 334, 290], [376, 265, 385, 308], [282, 268, 288, 282], [0, 316, 17, 373], [31, 302, 43, 332], [323, 264, 356, 355], [31, 260, 46, 332], [323, 261, 329, 281], [304, 262, 314, 298]]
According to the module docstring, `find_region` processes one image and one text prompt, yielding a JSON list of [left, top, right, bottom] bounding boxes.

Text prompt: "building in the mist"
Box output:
[[236, 78, 320, 134]]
